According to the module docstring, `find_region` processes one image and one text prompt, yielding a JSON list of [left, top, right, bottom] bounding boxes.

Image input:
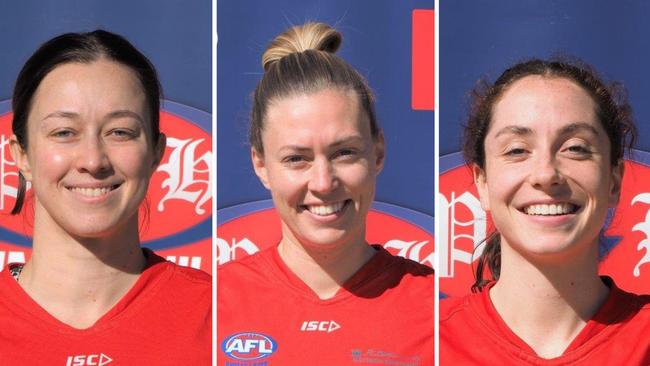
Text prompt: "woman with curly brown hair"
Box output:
[[441, 59, 650, 365]]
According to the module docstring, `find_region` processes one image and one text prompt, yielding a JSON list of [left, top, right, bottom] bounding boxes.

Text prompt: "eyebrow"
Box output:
[[493, 125, 533, 139], [42, 109, 145, 124], [493, 122, 600, 139], [557, 122, 600, 137], [277, 136, 365, 153]]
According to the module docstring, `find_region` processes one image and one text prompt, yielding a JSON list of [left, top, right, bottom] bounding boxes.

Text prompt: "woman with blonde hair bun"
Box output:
[[218, 22, 434, 365]]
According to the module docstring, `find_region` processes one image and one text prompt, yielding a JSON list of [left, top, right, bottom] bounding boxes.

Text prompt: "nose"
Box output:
[[308, 157, 338, 194], [75, 135, 111, 175], [528, 152, 565, 189]]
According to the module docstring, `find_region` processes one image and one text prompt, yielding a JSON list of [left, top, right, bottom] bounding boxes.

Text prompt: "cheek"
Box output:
[[341, 163, 375, 195], [110, 145, 154, 178], [267, 168, 304, 206], [29, 146, 72, 183], [484, 164, 523, 205]]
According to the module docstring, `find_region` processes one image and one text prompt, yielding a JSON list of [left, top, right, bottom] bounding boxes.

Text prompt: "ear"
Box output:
[[472, 163, 490, 211], [608, 159, 624, 207], [251, 147, 271, 190], [152, 133, 167, 170], [373, 130, 386, 174], [9, 135, 32, 181]]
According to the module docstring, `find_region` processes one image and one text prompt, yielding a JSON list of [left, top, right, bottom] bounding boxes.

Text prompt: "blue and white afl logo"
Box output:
[[222, 332, 277, 361]]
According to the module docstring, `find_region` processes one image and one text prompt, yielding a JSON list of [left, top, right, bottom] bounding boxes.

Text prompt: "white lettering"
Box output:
[[65, 354, 112, 366], [165, 255, 202, 270], [216, 237, 259, 265], [383, 239, 433, 268], [438, 191, 486, 278], [0, 251, 26, 271], [226, 339, 273, 354], [1, 135, 19, 211], [157, 137, 211, 215], [300, 320, 341, 333], [632, 193, 650, 277]]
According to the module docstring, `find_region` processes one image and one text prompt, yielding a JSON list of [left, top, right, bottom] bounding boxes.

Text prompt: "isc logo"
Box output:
[[65, 353, 112, 366], [300, 320, 341, 333], [222, 332, 277, 361]]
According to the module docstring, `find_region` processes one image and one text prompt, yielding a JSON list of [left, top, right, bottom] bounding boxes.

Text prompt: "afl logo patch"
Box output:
[[222, 332, 278, 361]]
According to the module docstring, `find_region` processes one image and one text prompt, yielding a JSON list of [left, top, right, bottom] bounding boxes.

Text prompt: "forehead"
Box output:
[[263, 88, 368, 144], [489, 75, 599, 134], [30, 59, 146, 118]]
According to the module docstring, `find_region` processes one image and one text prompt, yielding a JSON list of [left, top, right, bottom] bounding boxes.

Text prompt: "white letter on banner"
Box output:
[[157, 137, 212, 215], [438, 191, 486, 278], [632, 193, 650, 277], [216, 237, 259, 265], [0, 135, 17, 211], [383, 239, 434, 268]]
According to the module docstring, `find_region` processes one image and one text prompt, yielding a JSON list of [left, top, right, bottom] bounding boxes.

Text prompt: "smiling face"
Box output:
[[252, 88, 384, 249], [475, 75, 622, 259], [11, 59, 164, 238]]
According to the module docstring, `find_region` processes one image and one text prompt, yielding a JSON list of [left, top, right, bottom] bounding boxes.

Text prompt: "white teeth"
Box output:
[[524, 203, 576, 216], [69, 187, 113, 197], [307, 201, 345, 216]]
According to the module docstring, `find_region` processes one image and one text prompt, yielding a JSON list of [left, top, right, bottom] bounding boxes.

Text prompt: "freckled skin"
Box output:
[[475, 76, 622, 261]]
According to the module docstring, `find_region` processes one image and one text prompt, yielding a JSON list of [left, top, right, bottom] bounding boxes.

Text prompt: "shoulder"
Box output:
[[440, 292, 476, 325], [217, 246, 276, 287], [613, 285, 650, 323], [364, 246, 433, 299], [374, 245, 433, 278], [218, 246, 274, 273], [168, 261, 212, 287], [145, 250, 211, 297]]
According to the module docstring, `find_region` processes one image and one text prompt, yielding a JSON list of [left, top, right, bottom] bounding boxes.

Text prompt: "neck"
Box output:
[[18, 205, 146, 329], [278, 224, 376, 300], [490, 240, 609, 359]]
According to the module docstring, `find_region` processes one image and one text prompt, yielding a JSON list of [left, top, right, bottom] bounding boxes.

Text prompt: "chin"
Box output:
[[61, 214, 131, 239]]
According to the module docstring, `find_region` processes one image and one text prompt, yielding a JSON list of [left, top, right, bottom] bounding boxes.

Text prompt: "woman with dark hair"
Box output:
[[440, 58, 650, 365], [0, 30, 210, 364], [217, 22, 433, 365]]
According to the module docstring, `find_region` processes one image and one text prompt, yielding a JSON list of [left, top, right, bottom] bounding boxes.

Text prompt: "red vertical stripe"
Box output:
[[412, 9, 434, 111]]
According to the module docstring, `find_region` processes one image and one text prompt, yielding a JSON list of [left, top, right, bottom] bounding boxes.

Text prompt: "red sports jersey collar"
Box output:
[[267, 244, 396, 304], [0, 248, 173, 335], [471, 277, 642, 361]]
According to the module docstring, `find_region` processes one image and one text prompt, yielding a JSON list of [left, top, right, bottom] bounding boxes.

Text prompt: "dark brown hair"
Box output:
[[463, 57, 637, 291], [11, 29, 162, 214], [250, 22, 380, 155]]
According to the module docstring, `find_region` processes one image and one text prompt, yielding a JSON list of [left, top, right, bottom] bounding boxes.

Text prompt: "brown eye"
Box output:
[[283, 155, 307, 165], [109, 129, 136, 140], [505, 148, 526, 156], [50, 129, 75, 139], [567, 145, 591, 154]]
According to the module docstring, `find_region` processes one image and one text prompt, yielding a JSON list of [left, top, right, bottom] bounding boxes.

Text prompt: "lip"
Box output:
[[518, 199, 580, 214], [515, 199, 583, 226], [65, 183, 122, 202], [300, 199, 351, 222]]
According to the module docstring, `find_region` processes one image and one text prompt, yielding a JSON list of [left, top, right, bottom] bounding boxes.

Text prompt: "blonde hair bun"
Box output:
[[262, 22, 342, 71]]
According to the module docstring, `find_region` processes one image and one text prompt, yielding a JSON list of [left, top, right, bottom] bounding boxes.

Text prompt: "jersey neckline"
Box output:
[[0, 248, 173, 335]]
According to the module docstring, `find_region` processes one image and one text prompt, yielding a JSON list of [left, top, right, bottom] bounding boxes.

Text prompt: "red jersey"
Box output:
[[440, 278, 650, 365], [217, 244, 434, 366], [0, 249, 211, 365]]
